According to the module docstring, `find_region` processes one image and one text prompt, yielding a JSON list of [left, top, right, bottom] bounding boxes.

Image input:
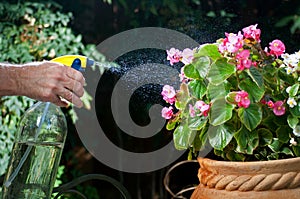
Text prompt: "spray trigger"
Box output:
[[71, 58, 84, 72]]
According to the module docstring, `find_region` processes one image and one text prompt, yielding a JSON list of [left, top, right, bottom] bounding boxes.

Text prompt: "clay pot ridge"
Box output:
[[191, 157, 300, 199]]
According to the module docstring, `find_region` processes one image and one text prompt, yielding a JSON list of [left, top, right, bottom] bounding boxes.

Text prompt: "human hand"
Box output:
[[15, 61, 85, 107]]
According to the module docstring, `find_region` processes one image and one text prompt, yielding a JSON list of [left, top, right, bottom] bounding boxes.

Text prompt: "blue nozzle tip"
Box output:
[[86, 58, 94, 67]]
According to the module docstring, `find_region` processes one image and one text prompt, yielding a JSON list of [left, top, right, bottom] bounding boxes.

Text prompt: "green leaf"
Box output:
[[238, 103, 262, 131], [189, 79, 207, 99], [207, 58, 236, 85], [195, 44, 221, 61], [239, 79, 264, 103], [184, 64, 200, 79], [149, 5, 158, 15], [234, 126, 259, 154], [225, 92, 237, 104], [257, 128, 273, 146], [198, 127, 209, 150], [247, 67, 263, 87], [192, 56, 211, 78], [175, 83, 189, 109], [207, 82, 228, 102], [281, 147, 294, 156], [290, 103, 300, 117], [210, 98, 235, 126], [276, 125, 292, 143], [207, 124, 234, 150], [166, 120, 177, 130], [278, 68, 296, 85], [188, 115, 208, 130], [268, 138, 283, 153], [291, 17, 300, 34], [287, 115, 299, 129], [267, 152, 280, 160], [275, 16, 294, 27], [226, 150, 246, 161], [292, 145, 300, 156], [173, 123, 197, 150], [288, 83, 299, 97], [192, 131, 202, 152]]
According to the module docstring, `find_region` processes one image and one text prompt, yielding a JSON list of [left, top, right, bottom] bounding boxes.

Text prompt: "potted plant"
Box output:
[[161, 24, 300, 198]]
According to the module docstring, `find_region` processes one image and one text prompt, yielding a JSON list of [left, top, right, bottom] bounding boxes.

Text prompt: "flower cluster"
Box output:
[[167, 48, 195, 65], [162, 24, 300, 161]]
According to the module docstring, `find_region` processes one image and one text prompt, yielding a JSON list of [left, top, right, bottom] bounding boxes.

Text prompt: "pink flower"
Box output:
[[236, 50, 252, 70], [242, 24, 261, 42], [269, 39, 285, 57], [219, 32, 244, 53], [161, 107, 173, 119], [161, 85, 176, 104], [200, 104, 210, 117], [181, 48, 194, 65], [179, 67, 188, 83], [267, 100, 274, 108], [235, 91, 250, 108], [194, 100, 210, 117], [189, 104, 196, 117], [167, 48, 182, 65], [272, 101, 286, 116]]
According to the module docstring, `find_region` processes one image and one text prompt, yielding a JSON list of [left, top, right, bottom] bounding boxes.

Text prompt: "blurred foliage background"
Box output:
[[0, 1, 105, 198], [0, 0, 300, 199]]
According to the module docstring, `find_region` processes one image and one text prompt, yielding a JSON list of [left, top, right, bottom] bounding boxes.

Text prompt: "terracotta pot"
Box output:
[[191, 157, 300, 199]]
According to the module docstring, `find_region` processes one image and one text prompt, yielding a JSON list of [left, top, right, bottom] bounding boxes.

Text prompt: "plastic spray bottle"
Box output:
[[1, 55, 95, 199]]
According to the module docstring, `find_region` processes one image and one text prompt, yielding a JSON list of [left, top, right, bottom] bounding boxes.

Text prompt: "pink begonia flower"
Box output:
[[161, 107, 173, 119], [179, 67, 187, 83], [167, 48, 182, 65], [219, 31, 244, 53], [236, 50, 252, 70], [194, 100, 210, 117], [235, 91, 250, 108], [242, 24, 261, 42], [267, 100, 274, 108], [269, 39, 285, 57], [161, 85, 176, 104], [189, 104, 196, 117], [272, 101, 286, 116], [218, 39, 227, 53], [200, 104, 210, 117], [181, 48, 194, 65]]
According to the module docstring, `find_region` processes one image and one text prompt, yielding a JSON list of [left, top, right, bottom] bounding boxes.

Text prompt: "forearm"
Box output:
[[0, 63, 24, 96]]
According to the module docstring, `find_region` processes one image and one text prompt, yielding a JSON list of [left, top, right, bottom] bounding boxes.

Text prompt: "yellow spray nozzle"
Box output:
[[51, 55, 94, 71]]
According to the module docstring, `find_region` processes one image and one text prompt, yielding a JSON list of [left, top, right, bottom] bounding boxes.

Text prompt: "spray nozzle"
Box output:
[[51, 55, 111, 72], [50, 55, 95, 71]]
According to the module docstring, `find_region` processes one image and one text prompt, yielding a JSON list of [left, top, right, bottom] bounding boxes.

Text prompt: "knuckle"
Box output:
[[78, 88, 84, 97], [64, 91, 73, 101], [75, 82, 84, 96], [41, 90, 53, 100]]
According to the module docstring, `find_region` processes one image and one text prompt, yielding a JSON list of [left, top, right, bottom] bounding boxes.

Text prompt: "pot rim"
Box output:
[[198, 156, 300, 173], [198, 156, 300, 165]]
